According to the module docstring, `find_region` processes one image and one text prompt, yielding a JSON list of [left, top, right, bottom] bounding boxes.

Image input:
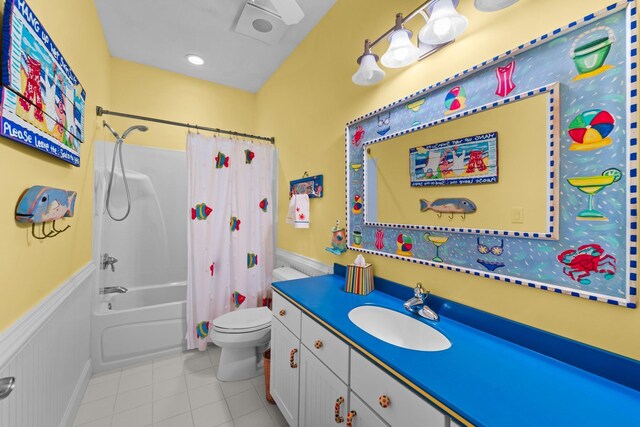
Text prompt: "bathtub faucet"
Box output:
[[100, 286, 128, 295], [101, 253, 118, 272]]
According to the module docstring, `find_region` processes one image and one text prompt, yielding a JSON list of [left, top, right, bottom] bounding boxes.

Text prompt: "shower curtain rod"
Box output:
[[96, 106, 275, 144]]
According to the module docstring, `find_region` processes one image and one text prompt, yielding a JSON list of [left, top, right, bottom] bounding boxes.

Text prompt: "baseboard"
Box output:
[[0, 262, 95, 368], [275, 248, 333, 276], [59, 359, 92, 427]]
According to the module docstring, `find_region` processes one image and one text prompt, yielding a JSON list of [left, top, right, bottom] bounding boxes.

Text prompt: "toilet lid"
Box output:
[[212, 307, 272, 332]]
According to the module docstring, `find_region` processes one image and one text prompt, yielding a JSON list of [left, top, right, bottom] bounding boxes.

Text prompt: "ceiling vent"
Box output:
[[235, 2, 288, 45]]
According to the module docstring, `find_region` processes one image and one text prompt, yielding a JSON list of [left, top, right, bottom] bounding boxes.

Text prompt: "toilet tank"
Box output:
[[272, 266, 309, 282]]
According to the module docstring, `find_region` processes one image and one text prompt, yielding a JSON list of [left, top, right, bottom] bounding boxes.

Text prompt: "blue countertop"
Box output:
[[272, 273, 640, 427]]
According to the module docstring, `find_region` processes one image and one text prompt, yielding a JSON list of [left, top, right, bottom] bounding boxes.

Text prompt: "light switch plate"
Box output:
[[511, 207, 524, 223]]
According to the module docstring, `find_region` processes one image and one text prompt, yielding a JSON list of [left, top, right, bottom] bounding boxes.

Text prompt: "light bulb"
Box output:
[[419, 0, 468, 45], [381, 29, 421, 68], [352, 53, 385, 86], [433, 17, 452, 36]]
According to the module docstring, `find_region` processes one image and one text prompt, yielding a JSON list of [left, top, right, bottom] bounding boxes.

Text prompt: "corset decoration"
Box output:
[[495, 61, 516, 97]]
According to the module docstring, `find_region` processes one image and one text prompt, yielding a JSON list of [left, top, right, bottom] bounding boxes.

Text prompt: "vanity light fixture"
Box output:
[[186, 54, 204, 66], [381, 14, 423, 68], [474, 0, 520, 12], [352, 0, 467, 86], [352, 39, 386, 86], [419, 0, 468, 45]]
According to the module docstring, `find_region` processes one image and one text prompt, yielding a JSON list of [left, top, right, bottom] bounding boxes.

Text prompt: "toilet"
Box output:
[[210, 266, 309, 381]]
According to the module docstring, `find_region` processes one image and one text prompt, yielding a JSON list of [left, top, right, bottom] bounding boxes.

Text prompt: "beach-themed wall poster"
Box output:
[[345, 1, 637, 308], [0, 0, 86, 166], [289, 174, 323, 198], [410, 132, 498, 186]]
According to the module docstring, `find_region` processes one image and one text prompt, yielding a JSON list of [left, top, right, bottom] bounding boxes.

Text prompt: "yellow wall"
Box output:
[[0, 4, 258, 333], [0, 0, 111, 332], [102, 58, 257, 150], [257, 0, 640, 360]]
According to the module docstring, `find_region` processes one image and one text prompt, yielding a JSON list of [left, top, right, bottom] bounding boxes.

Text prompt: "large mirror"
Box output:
[[363, 85, 559, 239]]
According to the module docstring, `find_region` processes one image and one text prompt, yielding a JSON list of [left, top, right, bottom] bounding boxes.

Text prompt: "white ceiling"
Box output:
[[94, 0, 336, 93]]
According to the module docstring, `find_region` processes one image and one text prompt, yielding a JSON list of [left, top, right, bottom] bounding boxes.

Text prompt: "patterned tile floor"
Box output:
[[72, 346, 287, 427]]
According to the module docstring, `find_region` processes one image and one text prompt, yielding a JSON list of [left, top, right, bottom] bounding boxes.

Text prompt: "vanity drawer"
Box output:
[[301, 314, 350, 383], [273, 292, 301, 338], [350, 350, 446, 427]]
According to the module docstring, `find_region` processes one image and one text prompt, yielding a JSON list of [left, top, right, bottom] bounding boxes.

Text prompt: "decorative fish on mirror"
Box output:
[[419, 198, 477, 214]]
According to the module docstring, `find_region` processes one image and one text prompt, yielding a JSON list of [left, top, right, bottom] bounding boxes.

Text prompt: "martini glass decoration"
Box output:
[[567, 168, 621, 221], [424, 233, 449, 263]]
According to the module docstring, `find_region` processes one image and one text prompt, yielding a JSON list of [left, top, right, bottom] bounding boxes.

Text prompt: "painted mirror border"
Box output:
[[362, 83, 560, 240], [345, 1, 638, 307]]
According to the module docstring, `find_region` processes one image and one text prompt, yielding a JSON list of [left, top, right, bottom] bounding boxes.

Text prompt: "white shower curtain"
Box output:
[[186, 133, 275, 350]]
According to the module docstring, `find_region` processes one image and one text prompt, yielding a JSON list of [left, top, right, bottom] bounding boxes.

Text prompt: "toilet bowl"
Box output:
[[211, 266, 309, 382], [210, 306, 272, 382]]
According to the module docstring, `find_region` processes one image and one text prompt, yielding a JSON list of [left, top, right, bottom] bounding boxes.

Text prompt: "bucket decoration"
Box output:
[[570, 26, 615, 81], [352, 226, 363, 248]]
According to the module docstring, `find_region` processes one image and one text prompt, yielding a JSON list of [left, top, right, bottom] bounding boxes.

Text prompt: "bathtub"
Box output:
[[91, 282, 187, 372], [92, 142, 188, 372]]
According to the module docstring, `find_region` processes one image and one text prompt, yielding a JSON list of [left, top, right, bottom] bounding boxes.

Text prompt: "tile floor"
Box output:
[[72, 346, 287, 427]]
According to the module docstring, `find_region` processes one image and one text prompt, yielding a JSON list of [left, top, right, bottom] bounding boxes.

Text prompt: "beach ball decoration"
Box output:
[[396, 233, 413, 256], [444, 86, 467, 114], [352, 195, 363, 214], [568, 109, 615, 151]]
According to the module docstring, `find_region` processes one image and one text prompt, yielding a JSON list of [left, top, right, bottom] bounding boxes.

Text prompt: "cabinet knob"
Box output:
[[334, 396, 345, 423], [279, 309, 286, 316], [314, 340, 323, 349], [378, 395, 390, 408], [289, 348, 298, 368], [346, 410, 356, 427]]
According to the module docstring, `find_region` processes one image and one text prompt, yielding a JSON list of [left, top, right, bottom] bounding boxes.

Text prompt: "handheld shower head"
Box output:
[[122, 125, 149, 140]]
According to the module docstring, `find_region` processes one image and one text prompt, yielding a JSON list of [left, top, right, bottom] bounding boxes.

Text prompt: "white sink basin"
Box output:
[[348, 306, 451, 352]]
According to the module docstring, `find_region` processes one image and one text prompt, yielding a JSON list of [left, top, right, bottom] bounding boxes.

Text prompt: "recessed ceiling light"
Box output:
[[186, 54, 204, 66]]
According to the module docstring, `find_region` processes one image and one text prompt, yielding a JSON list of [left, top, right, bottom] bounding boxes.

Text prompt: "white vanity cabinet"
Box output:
[[271, 292, 453, 427], [299, 345, 349, 427], [272, 293, 306, 427]]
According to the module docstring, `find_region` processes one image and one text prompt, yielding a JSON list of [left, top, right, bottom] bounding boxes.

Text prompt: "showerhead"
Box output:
[[122, 125, 149, 139], [103, 120, 120, 140]]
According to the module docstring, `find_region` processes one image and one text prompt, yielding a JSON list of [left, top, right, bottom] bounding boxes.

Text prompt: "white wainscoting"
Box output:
[[0, 263, 95, 427], [275, 248, 333, 277]]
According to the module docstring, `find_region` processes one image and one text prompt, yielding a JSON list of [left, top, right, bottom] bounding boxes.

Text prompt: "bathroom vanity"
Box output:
[[270, 268, 640, 427]]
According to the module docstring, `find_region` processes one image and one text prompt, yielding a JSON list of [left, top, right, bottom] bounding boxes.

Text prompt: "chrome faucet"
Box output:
[[101, 253, 118, 272], [403, 283, 439, 321], [99, 286, 128, 295]]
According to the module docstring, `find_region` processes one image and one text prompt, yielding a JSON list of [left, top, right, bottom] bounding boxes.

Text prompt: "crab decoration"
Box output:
[[557, 244, 616, 285]]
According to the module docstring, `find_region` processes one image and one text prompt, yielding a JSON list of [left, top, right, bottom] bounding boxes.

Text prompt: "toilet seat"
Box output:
[[212, 306, 272, 334]]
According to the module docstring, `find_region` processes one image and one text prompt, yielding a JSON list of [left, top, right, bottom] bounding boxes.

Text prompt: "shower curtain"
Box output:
[[186, 133, 275, 350]]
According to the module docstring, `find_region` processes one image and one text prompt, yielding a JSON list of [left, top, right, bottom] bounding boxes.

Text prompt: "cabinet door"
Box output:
[[348, 393, 389, 427], [271, 318, 301, 427], [351, 350, 446, 427], [299, 346, 349, 427]]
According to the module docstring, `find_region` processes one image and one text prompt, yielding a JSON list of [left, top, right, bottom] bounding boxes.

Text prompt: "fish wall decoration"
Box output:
[[15, 185, 77, 239], [420, 198, 477, 218]]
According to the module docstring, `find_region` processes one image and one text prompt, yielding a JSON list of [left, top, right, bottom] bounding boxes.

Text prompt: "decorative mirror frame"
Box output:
[[345, 1, 638, 307], [362, 83, 560, 240]]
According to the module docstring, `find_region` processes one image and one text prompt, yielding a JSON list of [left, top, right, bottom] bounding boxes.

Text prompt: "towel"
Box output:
[[286, 194, 310, 228]]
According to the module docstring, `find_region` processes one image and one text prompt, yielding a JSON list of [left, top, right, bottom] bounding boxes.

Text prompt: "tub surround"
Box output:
[[272, 265, 640, 426]]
